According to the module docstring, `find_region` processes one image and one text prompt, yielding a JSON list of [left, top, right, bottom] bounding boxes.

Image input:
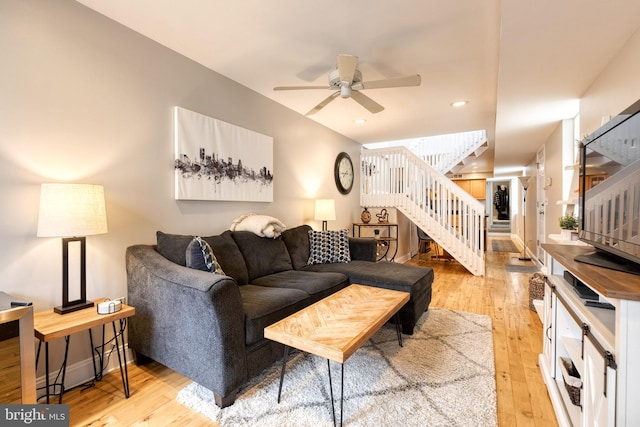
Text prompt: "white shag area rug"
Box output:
[[177, 308, 497, 427]]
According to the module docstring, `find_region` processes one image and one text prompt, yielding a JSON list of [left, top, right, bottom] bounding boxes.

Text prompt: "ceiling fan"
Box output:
[[274, 54, 421, 116]]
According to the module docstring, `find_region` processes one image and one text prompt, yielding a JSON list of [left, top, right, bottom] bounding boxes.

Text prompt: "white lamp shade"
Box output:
[[37, 183, 108, 237], [314, 199, 336, 221]]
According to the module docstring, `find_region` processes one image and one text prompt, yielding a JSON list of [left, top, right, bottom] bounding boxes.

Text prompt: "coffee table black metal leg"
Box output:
[[326, 360, 344, 427], [340, 362, 344, 427], [327, 360, 336, 427], [394, 313, 403, 347], [277, 345, 290, 403]]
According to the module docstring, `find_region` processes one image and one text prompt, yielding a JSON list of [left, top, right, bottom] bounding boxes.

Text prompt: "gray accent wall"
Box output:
[[0, 0, 361, 374]]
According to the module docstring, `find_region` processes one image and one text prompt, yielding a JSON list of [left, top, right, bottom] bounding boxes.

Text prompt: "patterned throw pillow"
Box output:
[[307, 229, 351, 265], [185, 236, 226, 275]]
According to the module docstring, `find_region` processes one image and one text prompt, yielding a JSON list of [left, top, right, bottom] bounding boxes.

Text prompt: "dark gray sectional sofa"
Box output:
[[125, 224, 434, 407]]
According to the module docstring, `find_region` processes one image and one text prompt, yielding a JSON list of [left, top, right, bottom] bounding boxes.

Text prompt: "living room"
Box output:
[[3, 1, 640, 426]]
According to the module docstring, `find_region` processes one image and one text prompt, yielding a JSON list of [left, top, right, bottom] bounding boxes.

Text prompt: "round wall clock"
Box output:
[[334, 152, 354, 195]]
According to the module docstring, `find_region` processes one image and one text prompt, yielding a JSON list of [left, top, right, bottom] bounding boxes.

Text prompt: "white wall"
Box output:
[[581, 27, 640, 136], [0, 0, 361, 371], [525, 27, 640, 263], [543, 124, 564, 237]]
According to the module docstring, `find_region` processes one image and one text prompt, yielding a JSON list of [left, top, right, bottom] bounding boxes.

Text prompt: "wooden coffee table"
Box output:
[[264, 284, 410, 426]]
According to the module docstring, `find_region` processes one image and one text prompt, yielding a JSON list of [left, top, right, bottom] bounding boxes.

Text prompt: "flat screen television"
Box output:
[[577, 99, 640, 275]]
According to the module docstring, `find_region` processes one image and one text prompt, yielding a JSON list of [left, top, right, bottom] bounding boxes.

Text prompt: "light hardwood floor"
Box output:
[[61, 236, 558, 426]]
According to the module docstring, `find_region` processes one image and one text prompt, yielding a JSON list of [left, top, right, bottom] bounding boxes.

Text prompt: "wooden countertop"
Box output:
[[542, 244, 640, 301]]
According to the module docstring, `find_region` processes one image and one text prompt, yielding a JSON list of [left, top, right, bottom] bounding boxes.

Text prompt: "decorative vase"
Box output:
[[361, 207, 371, 224]]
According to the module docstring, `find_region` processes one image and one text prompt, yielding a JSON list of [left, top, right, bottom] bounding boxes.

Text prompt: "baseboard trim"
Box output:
[[394, 252, 411, 263]]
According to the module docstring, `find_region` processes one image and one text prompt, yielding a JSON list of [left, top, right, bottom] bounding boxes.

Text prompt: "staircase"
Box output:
[[407, 129, 489, 175], [361, 146, 485, 276], [588, 128, 640, 167]]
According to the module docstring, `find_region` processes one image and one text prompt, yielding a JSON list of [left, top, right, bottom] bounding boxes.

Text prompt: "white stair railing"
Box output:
[[586, 124, 640, 167], [361, 147, 485, 276], [582, 161, 640, 253], [411, 130, 488, 174]]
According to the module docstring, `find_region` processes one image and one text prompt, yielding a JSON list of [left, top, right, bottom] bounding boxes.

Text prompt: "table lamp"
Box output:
[[37, 183, 108, 314], [314, 199, 336, 231]]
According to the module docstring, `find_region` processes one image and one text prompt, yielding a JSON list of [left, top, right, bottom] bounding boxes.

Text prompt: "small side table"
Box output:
[[33, 298, 135, 403], [352, 223, 398, 261]]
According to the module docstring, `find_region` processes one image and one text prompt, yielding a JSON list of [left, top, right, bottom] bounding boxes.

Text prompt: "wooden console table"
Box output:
[[352, 223, 398, 261]]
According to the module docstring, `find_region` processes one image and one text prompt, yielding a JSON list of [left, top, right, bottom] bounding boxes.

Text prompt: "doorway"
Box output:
[[489, 181, 511, 233]]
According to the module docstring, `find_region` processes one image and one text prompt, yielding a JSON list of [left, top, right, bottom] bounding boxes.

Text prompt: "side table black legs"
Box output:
[[36, 318, 131, 403], [35, 337, 70, 404], [112, 319, 130, 397]]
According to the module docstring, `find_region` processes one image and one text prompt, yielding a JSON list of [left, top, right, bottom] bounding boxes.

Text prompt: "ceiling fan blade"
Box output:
[[355, 74, 421, 90], [274, 85, 330, 91], [350, 90, 384, 114], [337, 54, 358, 85], [306, 91, 340, 115]]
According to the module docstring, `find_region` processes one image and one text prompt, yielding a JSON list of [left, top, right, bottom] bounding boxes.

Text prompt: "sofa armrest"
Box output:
[[349, 237, 377, 262], [126, 244, 247, 398]]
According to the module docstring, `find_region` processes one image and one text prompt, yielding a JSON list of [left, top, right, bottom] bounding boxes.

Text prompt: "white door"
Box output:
[[542, 282, 556, 375], [583, 337, 616, 426]]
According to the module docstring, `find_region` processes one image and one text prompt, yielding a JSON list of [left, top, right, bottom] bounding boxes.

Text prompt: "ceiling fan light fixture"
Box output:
[[275, 54, 420, 114], [451, 100, 468, 108], [340, 84, 352, 98]]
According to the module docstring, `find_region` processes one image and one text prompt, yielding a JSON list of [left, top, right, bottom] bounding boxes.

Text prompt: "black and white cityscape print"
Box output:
[[174, 107, 273, 202]]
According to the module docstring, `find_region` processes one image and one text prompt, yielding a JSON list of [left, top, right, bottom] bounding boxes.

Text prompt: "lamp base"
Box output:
[[54, 300, 94, 315]]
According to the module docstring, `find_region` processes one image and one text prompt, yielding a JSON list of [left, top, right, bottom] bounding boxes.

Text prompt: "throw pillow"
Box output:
[[157, 231, 195, 266], [186, 236, 226, 275], [307, 229, 351, 265]]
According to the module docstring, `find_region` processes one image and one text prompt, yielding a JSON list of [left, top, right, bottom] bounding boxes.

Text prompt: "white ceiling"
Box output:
[[77, 0, 640, 175]]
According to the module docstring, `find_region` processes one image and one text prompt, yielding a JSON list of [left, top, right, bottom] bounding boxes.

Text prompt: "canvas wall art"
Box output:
[[174, 106, 274, 202]]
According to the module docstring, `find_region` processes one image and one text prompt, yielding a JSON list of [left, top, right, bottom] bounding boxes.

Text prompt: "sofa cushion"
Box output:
[[281, 224, 312, 269], [156, 231, 194, 266], [307, 229, 351, 265], [303, 260, 434, 334], [231, 231, 293, 281], [303, 260, 433, 296], [185, 236, 226, 275], [239, 285, 309, 346], [203, 231, 249, 286], [251, 270, 348, 302]]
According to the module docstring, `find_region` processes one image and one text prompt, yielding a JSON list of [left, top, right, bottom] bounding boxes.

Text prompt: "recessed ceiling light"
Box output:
[[451, 100, 468, 108], [354, 119, 366, 124]]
